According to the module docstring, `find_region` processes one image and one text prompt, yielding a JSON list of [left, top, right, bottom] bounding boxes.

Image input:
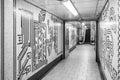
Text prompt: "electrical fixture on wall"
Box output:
[[62, 0, 78, 16]]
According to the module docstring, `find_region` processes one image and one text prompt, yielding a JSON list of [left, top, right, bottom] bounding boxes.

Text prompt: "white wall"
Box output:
[[4, 0, 14, 80], [69, 26, 77, 49], [65, 22, 77, 49]]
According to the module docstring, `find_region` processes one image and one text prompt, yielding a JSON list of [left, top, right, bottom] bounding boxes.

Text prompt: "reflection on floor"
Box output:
[[42, 44, 102, 80]]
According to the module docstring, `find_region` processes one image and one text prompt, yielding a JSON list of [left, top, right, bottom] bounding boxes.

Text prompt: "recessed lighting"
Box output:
[[62, 0, 78, 16]]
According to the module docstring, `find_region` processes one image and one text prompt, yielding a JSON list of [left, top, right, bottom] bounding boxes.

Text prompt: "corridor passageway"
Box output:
[[42, 45, 102, 80], [1, 0, 120, 80]]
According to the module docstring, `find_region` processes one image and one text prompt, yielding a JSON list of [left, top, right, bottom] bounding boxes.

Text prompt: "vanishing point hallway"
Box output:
[[42, 44, 102, 80]]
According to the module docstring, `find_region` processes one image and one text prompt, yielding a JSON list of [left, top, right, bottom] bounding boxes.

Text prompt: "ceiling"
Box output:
[[24, 0, 107, 21], [66, 21, 82, 28]]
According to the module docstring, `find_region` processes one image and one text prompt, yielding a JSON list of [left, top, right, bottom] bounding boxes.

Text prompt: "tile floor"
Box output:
[[42, 44, 102, 80]]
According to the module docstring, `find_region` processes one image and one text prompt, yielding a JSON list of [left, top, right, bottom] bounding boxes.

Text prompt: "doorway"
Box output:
[[85, 27, 90, 43]]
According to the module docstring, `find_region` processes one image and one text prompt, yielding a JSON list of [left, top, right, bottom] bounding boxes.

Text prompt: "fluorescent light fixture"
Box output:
[[62, 0, 78, 16], [82, 23, 85, 26]]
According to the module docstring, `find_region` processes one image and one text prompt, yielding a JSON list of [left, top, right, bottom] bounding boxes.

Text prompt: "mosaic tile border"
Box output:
[[118, 0, 120, 79]]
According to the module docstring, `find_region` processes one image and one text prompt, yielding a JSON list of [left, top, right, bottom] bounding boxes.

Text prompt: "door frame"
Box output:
[[96, 20, 100, 63], [1, 0, 4, 80]]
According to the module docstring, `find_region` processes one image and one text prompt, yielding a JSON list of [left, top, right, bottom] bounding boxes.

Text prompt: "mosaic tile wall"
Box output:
[[15, 0, 63, 80], [118, 0, 120, 79], [90, 21, 96, 42], [98, 0, 119, 80], [65, 23, 77, 49]]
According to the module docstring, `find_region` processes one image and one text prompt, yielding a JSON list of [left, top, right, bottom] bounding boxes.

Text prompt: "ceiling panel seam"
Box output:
[[97, 0, 108, 20], [94, 0, 100, 19]]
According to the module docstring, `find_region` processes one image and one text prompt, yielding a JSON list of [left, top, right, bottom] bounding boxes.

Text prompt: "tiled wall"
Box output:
[[78, 21, 96, 43], [65, 23, 69, 57], [4, 0, 63, 80], [65, 22, 77, 49], [90, 21, 96, 42], [118, 0, 120, 79], [4, 0, 14, 80], [98, 0, 118, 80], [69, 26, 77, 49], [15, 0, 63, 80]]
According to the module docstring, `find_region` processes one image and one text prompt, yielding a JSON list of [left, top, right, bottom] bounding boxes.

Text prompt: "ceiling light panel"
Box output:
[[62, 0, 78, 16]]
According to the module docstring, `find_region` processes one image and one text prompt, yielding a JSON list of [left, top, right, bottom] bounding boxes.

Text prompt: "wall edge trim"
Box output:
[[13, 0, 17, 80], [97, 62, 107, 80], [1, 0, 4, 80]]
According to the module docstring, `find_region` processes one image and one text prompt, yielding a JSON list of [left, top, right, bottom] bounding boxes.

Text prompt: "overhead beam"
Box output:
[[80, 19, 97, 21], [65, 19, 97, 22]]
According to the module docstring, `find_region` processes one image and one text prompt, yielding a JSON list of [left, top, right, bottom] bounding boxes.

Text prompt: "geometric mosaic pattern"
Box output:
[[118, 0, 120, 79]]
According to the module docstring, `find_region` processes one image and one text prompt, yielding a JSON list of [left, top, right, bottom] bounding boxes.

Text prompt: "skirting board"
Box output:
[[69, 45, 76, 53], [28, 55, 63, 80], [97, 62, 107, 80]]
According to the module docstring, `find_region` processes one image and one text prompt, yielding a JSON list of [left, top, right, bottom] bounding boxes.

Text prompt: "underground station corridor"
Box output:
[[0, 0, 120, 80]]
